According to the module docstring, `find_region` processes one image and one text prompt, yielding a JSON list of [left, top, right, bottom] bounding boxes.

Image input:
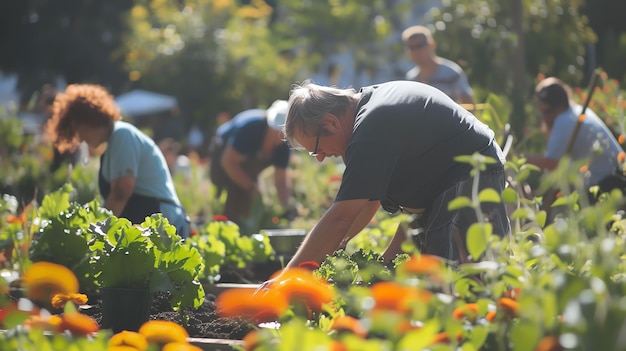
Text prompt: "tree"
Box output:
[[0, 0, 134, 98], [427, 0, 596, 136]]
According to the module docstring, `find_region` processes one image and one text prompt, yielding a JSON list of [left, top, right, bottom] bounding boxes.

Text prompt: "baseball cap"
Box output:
[[266, 99, 288, 131]]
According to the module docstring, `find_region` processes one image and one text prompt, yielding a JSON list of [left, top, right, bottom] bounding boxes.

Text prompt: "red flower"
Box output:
[[189, 229, 199, 237], [213, 215, 229, 222], [297, 261, 320, 271]]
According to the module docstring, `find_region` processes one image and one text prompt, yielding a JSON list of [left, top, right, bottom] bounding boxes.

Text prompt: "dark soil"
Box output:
[[81, 260, 284, 340]]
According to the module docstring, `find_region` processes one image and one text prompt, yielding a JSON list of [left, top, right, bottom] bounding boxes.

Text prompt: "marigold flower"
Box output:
[[371, 281, 432, 313], [618, 152, 626, 164], [109, 330, 149, 351], [23, 262, 79, 302], [485, 310, 497, 322], [213, 215, 229, 222], [497, 297, 520, 317], [51, 292, 88, 309], [400, 254, 445, 275], [452, 303, 479, 321], [330, 316, 368, 338], [138, 320, 189, 344], [578, 114, 586, 123], [271, 268, 335, 313], [24, 315, 63, 332], [618, 134, 625, 145], [535, 336, 562, 351], [216, 288, 288, 323], [162, 342, 203, 351], [60, 311, 99, 336]]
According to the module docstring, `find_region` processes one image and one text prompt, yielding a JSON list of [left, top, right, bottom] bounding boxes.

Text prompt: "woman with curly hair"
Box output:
[[46, 84, 189, 238]]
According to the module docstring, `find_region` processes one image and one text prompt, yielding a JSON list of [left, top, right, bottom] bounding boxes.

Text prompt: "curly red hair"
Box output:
[[46, 84, 121, 152]]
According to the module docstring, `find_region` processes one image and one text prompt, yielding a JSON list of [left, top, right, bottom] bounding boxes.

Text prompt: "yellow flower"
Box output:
[[23, 262, 79, 302], [162, 342, 203, 351], [138, 320, 189, 344], [109, 330, 149, 351], [51, 292, 88, 309]]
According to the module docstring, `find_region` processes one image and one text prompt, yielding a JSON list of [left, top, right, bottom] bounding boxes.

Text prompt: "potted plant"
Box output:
[[88, 213, 205, 333]]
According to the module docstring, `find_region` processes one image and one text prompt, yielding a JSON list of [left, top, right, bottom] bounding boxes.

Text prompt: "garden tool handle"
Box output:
[[564, 70, 601, 155]]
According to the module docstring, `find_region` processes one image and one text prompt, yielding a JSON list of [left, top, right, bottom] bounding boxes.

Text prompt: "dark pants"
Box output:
[[209, 142, 269, 224], [412, 166, 511, 263]]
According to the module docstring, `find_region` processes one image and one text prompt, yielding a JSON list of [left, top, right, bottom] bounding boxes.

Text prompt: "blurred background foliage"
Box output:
[[0, 0, 624, 138]]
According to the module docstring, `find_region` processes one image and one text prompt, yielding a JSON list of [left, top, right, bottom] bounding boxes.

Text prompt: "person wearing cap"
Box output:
[[45, 84, 190, 238], [267, 80, 509, 269], [209, 100, 294, 226], [525, 77, 623, 198], [402, 25, 474, 104]]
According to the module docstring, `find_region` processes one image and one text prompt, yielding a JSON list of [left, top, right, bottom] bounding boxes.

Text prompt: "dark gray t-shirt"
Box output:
[[335, 80, 503, 209]]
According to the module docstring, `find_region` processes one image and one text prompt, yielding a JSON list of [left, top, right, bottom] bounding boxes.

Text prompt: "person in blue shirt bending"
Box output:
[[209, 100, 294, 226]]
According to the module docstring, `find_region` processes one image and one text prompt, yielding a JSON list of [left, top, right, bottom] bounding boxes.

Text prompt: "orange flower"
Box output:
[[452, 303, 479, 321], [486, 310, 497, 322], [399, 254, 445, 275], [109, 330, 149, 351], [162, 342, 203, 351], [537, 73, 545, 81], [271, 268, 335, 313], [328, 174, 343, 183], [371, 281, 432, 313], [618, 152, 626, 164], [619, 134, 625, 145], [497, 297, 520, 317], [329, 340, 348, 351], [51, 292, 88, 309], [23, 262, 79, 302], [243, 330, 260, 351], [138, 320, 189, 344], [535, 336, 562, 351], [579, 165, 588, 173], [330, 316, 368, 338], [578, 113, 586, 123], [216, 288, 288, 323], [60, 312, 99, 336], [24, 315, 63, 332]]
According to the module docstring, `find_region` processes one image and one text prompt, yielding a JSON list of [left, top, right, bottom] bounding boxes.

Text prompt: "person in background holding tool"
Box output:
[[525, 75, 624, 200]]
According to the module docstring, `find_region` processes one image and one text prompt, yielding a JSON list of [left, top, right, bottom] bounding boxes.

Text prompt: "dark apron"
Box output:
[[98, 154, 161, 224]]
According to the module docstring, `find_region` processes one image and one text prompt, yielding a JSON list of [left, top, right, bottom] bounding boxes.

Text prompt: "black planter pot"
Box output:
[[100, 287, 152, 333]]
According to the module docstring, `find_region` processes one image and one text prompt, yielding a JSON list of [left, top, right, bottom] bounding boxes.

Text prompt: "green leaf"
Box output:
[[466, 223, 492, 259], [502, 187, 518, 203], [511, 208, 530, 220], [535, 210, 547, 228], [448, 196, 473, 210], [478, 188, 501, 203]]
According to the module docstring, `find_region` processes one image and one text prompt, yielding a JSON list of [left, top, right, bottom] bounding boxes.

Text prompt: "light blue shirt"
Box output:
[[545, 104, 622, 187], [101, 121, 187, 235], [405, 58, 473, 102]]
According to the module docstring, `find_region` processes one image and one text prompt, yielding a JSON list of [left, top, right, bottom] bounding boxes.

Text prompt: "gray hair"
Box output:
[[284, 81, 357, 149]]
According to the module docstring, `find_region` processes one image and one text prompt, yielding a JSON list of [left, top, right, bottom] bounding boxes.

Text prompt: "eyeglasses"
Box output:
[[308, 129, 321, 157], [407, 41, 428, 51]]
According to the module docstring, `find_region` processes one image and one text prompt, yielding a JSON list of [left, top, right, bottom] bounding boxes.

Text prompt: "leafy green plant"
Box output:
[[89, 214, 206, 311], [189, 217, 274, 283], [29, 184, 110, 292]]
